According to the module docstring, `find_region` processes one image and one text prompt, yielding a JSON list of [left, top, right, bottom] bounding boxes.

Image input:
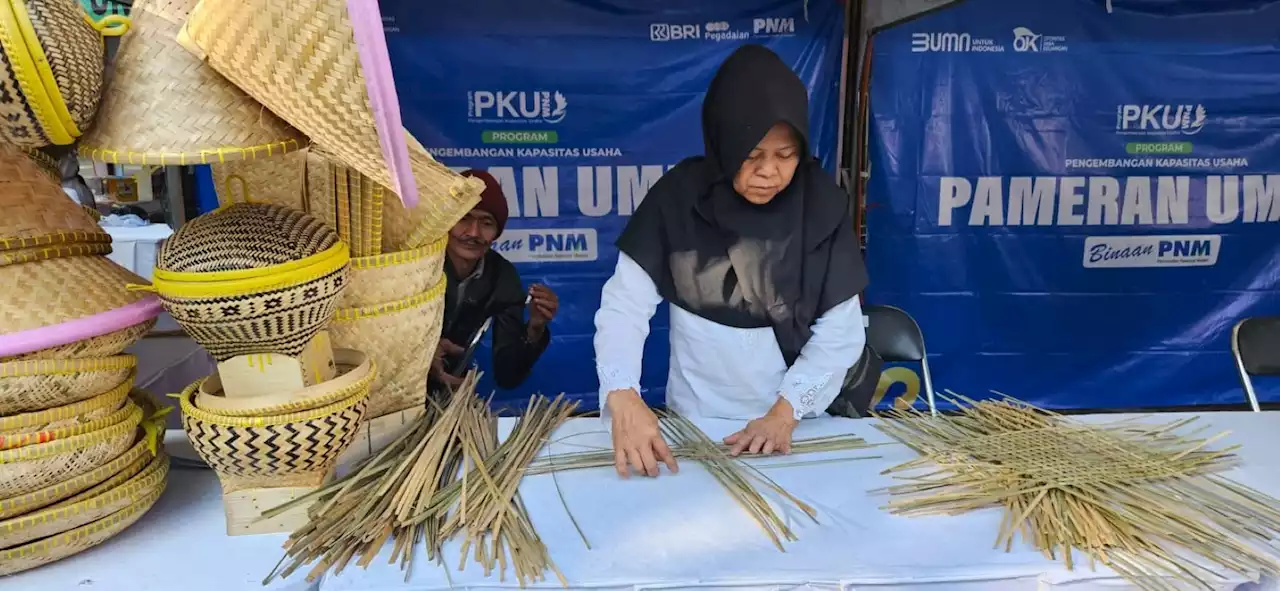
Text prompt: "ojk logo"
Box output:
[[650, 23, 700, 41], [1116, 104, 1206, 135], [1012, 27, 1041, 51], [468, 91, 567, 124]]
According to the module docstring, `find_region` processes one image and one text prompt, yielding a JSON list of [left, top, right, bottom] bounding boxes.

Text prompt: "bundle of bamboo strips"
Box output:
[[526, 432, 876, 475], [261, 372, 576, 585], [874, 392, 1280, 591]]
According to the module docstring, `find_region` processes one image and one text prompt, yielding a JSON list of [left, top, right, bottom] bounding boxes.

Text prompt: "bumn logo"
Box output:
[[1083, 235, 1220, 268], [1012, 27, 1041, 51], [650, 23, 700, 41], [468, 91, 567, 124], [1116, 104, 1206, 136], [911, 32, 972, 53]]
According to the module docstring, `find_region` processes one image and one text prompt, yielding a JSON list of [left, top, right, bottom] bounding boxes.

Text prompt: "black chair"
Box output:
[[864, 304, 936, 415], [1232, 316, 1280, 412]]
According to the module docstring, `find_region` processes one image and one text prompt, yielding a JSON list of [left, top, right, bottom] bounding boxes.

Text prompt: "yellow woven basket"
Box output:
[[0, 355, 135, 414], [179, 378, 370, 491], [331, 277, 445, 418], [339, 239, 446, 309], [0, 433, 152, 520], [193, 349, 375, 417], [0, 468, 164, 576], [0, 401, 141, 498], [0, 373, 131, 441]]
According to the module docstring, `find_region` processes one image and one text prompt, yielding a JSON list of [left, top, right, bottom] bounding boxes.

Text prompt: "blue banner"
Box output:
[[381, 0, 847, 409], [866, 0, 1280, 409]]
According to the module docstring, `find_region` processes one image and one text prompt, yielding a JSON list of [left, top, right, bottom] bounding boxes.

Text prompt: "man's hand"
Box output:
[[724, 397, 800, 456], [527, 284, 559, 337], [430, 338, 465, 387], [607, 389, 678, 478]]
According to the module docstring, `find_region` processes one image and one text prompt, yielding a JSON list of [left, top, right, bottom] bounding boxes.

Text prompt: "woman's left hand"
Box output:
[[724, 398, 800, 456]]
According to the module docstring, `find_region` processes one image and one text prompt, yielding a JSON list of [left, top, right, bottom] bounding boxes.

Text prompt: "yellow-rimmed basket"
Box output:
[[212, 151, 307, 212], [179, 378, 370, 491], [0, 372, 130, 434], [78, 0, 303, 166], [0, 379, 132, 450], [0, 240, 113, 268], [339, 238, 446, 308], [7, 319, 157, 362], [331, 277, 445, 418], [151, 203, 350, 361], [0, 355, 135, 414], [194, 349, 374, 417], [0, 145, 103, 244], [0, 0, 120, 148], [0, 449, 166, 549], [0, 433, 152, 520], [0, 471, 164, 576], [0, 400, 142, 498]]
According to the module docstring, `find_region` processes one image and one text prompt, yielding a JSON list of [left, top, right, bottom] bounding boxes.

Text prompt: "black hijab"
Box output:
[[617, 45, 868, 366]]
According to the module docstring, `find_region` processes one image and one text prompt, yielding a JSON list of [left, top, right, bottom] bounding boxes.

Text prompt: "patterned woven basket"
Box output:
[[6, 318, 156, 362], [0, 433, 152, 520], [0, 469, 164, 576], [339, 239, 445, 309], [0, 399, 141, 498], [0, 145, 105, 248], [0, 449, 166, 549], [151, 203, 350, 361], [0, 355, 135, 415], [179, 378, 369, 491], [0, 372, 130, 437], [331, 278, 445, 418], [0, 0, 118, 148], [79, 0, 303, 165], [194, 349, 375, 417], [212, 151, 307, 212]]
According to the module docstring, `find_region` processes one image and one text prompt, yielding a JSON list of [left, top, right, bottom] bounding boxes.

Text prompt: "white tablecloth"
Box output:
[[4, 413, 1276, 591], [104, 224, 172, 281]]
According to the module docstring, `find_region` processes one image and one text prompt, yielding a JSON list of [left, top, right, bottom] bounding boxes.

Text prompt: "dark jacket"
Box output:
[[438, 249, 550, 390]]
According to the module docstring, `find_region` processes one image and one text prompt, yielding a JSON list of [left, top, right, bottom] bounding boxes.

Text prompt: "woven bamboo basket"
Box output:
[[304, 146, 386, 258], [79, 0, 303, 165], [0, 433, 152, 520], [6, 319, 157, 362], [380, 145, 483, 250], [331, 277, 445, 418], [0, 472, 164, 576], [0, 373, 130, 439], [0, 241, 114, 268], [0, 400, 141, 498], [0, 355, 135, 414], [151, 203, 350, 361], [339, 238, 446, 308], [0, 145, 104, 247], [0, 0, 117, 148], [194, 349, 374, 417], [178, 378, 370, 491], [22, 148, 61, 180], [0, 449, 166, 549], [211, 151, 307, 212]]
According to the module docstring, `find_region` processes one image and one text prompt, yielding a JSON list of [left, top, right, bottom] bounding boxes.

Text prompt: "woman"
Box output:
[[593, 45, 870, 478]]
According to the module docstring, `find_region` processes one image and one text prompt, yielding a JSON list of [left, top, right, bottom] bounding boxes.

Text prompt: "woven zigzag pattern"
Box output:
[[158, 203, 338, 273], [182, 401, 365, 479], [26, 0, 104, 129], [162, 264, 347, 361]]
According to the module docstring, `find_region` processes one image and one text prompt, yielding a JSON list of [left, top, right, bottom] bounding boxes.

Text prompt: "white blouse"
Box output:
[[594, 253, 867, 421]]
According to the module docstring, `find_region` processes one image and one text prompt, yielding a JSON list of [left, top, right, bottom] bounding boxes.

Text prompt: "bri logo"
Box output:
[[1083, 235, 1221, 268]]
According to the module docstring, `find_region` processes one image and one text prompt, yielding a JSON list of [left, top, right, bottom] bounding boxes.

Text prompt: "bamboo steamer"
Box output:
[[0, 355, 135, 414], [331, 277, 445, 418]]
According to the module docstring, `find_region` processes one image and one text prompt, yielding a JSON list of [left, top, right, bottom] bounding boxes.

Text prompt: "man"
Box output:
[[431, 169, 559, 391]]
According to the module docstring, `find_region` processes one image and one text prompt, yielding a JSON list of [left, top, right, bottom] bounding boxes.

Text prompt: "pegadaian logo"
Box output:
[[1083, 235, 1221, 268], [1116, 104, 1206, 136], [468, 91, 567, 124]]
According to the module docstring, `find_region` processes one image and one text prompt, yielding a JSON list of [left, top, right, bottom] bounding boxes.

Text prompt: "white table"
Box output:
[[104, 224, 173, 281], [4, 413, 1276, 591]]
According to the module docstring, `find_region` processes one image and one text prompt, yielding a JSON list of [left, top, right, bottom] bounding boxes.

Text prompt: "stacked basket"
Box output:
[[149, 202, 376, 535], [0, 147, 169, 576]]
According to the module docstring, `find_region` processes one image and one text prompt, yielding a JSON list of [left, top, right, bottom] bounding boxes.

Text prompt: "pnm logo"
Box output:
[[468, 91, 567, 124], [1012, 27, 1041, 51], [752, 17, 795, 36], [1083, 235, 1221, 268], [1116, 104, 1206, 135], [650, 23, 700, 41]]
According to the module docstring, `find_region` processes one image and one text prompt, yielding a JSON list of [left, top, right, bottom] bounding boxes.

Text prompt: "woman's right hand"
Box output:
[[606, 389, 678, 478]]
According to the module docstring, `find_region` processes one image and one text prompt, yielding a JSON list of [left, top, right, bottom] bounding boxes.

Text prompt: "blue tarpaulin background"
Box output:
[[866, 0, 1280, 409], [379, 0, 847, 409]]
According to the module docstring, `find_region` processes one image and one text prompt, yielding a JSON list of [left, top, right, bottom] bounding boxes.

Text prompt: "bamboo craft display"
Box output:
[[262, 372, 576, 586], [873, 394, 1280, 591]]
